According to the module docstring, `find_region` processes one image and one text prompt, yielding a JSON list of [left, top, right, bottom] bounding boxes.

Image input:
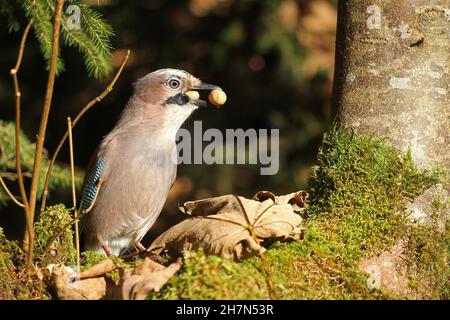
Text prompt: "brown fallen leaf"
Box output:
[[80, 259, 116, 279], [119, 258, 181, 300], [148, 191, 307, 260], [50, 257, 180, 300], [50, 265, 106, 300]]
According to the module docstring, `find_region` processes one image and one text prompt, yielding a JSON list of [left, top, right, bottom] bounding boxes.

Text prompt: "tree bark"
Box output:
[[332, 0, 449, 297], [332, 0, 449, 169]]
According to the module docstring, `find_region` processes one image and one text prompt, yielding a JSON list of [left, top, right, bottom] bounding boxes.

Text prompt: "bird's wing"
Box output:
[[78, 154, 107, 234]]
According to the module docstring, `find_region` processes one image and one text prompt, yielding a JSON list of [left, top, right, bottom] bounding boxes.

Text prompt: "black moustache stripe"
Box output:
[[164, 93, 190, 106]]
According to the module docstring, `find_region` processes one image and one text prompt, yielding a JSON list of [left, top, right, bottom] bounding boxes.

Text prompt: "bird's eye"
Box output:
[[168, 78, 181, 89]]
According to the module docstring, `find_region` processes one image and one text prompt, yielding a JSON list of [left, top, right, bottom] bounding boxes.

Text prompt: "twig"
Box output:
[[0, 172, 33, 180], [0, 21, 31, 209], [258, 252, 278, 300], [40, 49, 130, 210], [26, 0, 65, 265], [0, 176, 24, 208], [67, 117, 80, 271], [10, 20, 32, 242]]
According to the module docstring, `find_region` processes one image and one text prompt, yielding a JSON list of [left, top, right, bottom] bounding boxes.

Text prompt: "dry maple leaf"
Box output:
[[119, 258, 181, 300], [148, 191, 307, 260]]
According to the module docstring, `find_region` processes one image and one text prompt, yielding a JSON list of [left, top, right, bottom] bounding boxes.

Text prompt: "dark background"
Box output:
[[0, 0, 337, 242]]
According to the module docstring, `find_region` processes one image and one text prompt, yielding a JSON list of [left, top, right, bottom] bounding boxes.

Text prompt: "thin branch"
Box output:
[[26, 0, 65, 265], [67, 117, 80, 271], [11, 21, 32, 72], [258, 252, 278, 300], [0, 172, 33, 180], [40, 49, 130, 210], [0, 176, 24, 208], [10, 20, 32, 241]]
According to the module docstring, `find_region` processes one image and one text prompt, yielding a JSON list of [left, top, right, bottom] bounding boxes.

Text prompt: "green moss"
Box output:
[[34, 204, 77, 266], [150, 250, 268, 300], [80, 251, 139, 283], [405, 216, 449, 299], [0, 228, 50, 299], [0, 228, 18, 299], [80, 251, 108, 270], [150, 126, 446, 300], [308, 126, 440, 253]]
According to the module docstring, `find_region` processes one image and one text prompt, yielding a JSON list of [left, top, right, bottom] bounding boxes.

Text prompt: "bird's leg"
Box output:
[[134, 241, 165, 263], [117, 242, 147, 259], [101, 240, 111, 257], [135, 241, 147, 253], [117, 242, 164, 262]]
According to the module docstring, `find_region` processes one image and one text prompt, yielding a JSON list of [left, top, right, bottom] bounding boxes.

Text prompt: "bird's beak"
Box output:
[[194, 82, 220, 91], [186, 82, 220, 107]]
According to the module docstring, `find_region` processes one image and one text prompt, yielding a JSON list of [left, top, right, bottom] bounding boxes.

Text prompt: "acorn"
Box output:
[[185, 90, 200, 100], [208, 88, 227, 107]]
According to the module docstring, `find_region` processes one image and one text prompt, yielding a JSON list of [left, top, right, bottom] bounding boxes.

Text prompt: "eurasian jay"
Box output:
[[79, 68, 219, 256]]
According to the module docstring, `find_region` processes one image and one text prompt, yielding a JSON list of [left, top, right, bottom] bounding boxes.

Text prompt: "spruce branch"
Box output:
[[43, 0, 114, 78], [0, 1, 20, 32], [79, 3, 114, 53], [20, 0, 114, 79], [22, 0, 65, 74]]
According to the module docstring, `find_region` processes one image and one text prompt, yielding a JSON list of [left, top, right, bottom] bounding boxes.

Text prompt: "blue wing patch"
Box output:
[[80, 158, 105, 211]]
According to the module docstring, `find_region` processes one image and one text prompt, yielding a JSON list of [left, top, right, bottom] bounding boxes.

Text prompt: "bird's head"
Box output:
[[134, 68, 219, 109], [130, 68, 220, 134]]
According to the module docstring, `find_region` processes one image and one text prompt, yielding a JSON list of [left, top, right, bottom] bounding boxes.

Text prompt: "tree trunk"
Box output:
[[332, 0, 449, 169], [331, 0, 449, 297]]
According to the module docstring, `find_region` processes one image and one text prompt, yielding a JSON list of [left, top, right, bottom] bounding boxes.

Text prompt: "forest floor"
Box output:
[[0, 127, 448, 300]]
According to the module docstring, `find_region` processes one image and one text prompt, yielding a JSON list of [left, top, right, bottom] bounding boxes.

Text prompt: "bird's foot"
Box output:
[[118, 241, 148, 259], [135, 241, 147, 253]]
